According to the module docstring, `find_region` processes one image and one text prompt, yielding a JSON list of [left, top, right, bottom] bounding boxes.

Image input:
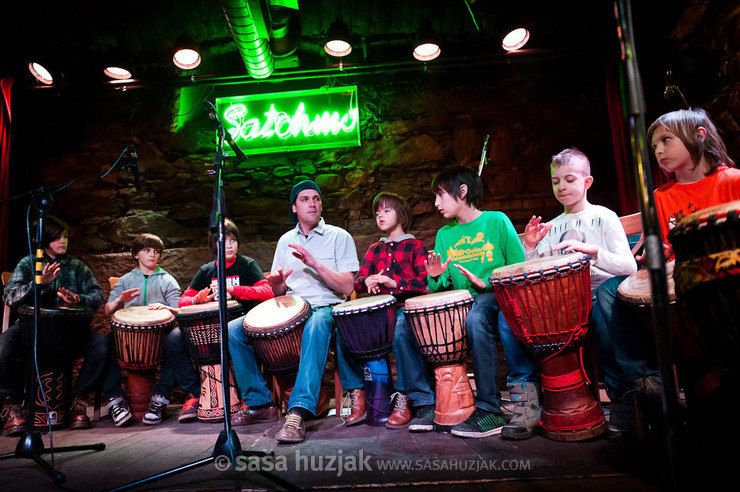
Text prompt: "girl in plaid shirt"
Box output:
[[354, 192, 429, 429]]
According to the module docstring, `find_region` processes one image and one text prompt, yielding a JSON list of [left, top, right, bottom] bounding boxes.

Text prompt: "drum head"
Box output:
[[404, 290, 472, 310], [492, 253, 589, 278], [675, 200, 740, 228], [112, 306, 174, 326], [332, 294, 396, 315], [618, 262, 676, 305], [177, 300, 239, 317], [243, 295, 309, 332], [18, 305, 91, 317]]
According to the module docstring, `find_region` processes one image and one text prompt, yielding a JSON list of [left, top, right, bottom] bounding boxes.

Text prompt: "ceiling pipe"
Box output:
[[219, 0, 274, 79]]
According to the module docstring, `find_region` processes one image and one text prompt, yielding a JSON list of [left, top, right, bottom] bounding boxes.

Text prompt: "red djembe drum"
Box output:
[[19, 305, 92, 430], [332, 295, 397, 426], [403, 290, 476, 430], [490, 253, 606, 441], [110, 306, 174, 421], [177, 300, 242, 422], [668, 201, 740, 423], [242, 295, 310, 412]]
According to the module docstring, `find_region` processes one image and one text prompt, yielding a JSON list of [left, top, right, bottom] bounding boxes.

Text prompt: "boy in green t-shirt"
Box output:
[[423, 165, 527, 438]]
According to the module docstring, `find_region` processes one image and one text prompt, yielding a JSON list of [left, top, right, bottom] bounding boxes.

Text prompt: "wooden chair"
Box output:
[[2, 271, 12, 333], [619, 212, 644, 256]]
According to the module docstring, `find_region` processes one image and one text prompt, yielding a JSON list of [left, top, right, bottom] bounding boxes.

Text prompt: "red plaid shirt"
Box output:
[[354, 235, 428, 301]]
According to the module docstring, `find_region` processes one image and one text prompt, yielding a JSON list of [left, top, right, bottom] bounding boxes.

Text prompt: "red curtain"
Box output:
[[0, 77, 14, 271], [605, 63, 638, 216]]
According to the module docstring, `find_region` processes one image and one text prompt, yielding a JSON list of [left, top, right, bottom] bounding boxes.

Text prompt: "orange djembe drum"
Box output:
[[403, 290, 476, 430], [177, 300, 242, 422], [490, 253, 606, 441], [242, 295, 310, 411], [110, 306, 174, 421]]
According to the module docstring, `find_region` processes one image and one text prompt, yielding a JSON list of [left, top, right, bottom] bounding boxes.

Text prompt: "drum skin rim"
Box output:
[[18, 305, 92, 317], [243, 295, 310, 331], [176, 300, 240, 319], [243, 306, 311, 338], [332, 294, 397, 316], [112, 306, 175, 326], [403, 296, 473, 315], [672, 200, 740, 229], [490, 254, 591, 286]]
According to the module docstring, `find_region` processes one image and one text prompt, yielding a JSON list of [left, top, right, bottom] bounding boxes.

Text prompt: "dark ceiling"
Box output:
[[0, 0, 693, 90]]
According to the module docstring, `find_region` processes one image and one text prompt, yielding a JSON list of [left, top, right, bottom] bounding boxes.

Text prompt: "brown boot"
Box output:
[[2, 396, 27, 437], [343, 388, 366, 426], [70, 397, 91, 430], [386, 392, 411, 428]]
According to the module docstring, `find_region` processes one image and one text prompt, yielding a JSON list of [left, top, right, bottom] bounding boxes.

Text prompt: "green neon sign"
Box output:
[[215, 87, 360, 155]]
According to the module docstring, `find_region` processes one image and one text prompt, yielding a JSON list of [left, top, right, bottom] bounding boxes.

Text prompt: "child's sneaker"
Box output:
[[105, 396, 133, 427], [142, 395, 169, 425], [451, 407, 505, 438], [178, 394, 199, 423]]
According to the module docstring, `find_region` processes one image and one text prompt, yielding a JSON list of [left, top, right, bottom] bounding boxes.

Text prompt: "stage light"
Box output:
[[324, 16, 352, 57], [28, 62, 53, 85], [104, 66, 133, 80], [502, 27, 530, 51], [173, 48, 201, 70], [413, 24, 441, 62]]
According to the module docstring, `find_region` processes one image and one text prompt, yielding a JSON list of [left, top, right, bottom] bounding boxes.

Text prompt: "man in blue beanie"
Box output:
[[267, 179, 364, 443]]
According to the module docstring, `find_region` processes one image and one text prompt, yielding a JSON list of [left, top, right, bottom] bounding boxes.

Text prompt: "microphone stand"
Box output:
[[0, 190, 106, 484], [616, 1, 680, 489], [105, 107, 300, 492]]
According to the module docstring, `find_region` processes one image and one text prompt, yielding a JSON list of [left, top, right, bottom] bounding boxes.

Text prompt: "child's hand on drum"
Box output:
[[41, 262, 61, 285], [554, 239, 598, 259], [193, 286, 216, 304], [453, 264, 486, 291], [366, 274, 396, 294], [57, 286, 80, 305], [147, 302, 169, 311], [635, 241, 672, 264], [119, 288, 140, 304], [424, 252, 450, 278], [523, 215, 552, 252]]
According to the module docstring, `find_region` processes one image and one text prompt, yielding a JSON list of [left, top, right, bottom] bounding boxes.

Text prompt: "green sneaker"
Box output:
[[408, 405, 435, 432], [451, 407, 506, 438]]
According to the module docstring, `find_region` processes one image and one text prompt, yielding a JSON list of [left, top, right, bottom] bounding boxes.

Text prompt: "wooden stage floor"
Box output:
[[0, 399, 693, 492]]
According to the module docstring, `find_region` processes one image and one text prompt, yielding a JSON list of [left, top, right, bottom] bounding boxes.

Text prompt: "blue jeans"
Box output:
[[596, 275, 661, 399], [287, 306, 364, 416], [466, 292, 508, 413], [392, 306, 435, 406], [227, 315, 273, 406], [151, 327, 201, 399], [0, 322, 108, 400]]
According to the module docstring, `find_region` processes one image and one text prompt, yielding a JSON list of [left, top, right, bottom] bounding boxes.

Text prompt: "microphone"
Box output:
[[129, 147, 141, 191], [203, 100, 247, 163], [663, 70, 689, 108]]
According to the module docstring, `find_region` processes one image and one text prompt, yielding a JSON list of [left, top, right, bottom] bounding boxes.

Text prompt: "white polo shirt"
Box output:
[[271, 218, 359, 307]]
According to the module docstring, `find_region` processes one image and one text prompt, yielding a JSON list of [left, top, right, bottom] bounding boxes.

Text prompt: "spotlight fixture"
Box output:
[[413, 25, 441, 62], [173, 35, 201, 70], [324, 16, 352, 57], [28, 62, 53, 85], [104, 66, 133, 80], [502, 27, 530, 51]]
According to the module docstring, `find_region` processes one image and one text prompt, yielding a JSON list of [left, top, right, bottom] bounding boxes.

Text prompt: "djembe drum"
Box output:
[[403, 290, 476, 430], [668, 201, 740, 424], [19, 305, 92, 430], [110, 306, 174, 421], [333, 295, 397, 426], [242, 295, 310, 412], [177, 300, 242, 422], [490, 253, 606, 441]]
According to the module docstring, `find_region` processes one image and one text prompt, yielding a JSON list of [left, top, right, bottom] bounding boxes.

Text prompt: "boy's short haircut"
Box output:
[[34, 216, 69, 250], [431, 165, 483, 209], [647, 108, 736, 175], [551, 148, 591, 176], [131, 233, 165, 259], [372, 192, 411, 231], [208, 218, 240, 255]]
